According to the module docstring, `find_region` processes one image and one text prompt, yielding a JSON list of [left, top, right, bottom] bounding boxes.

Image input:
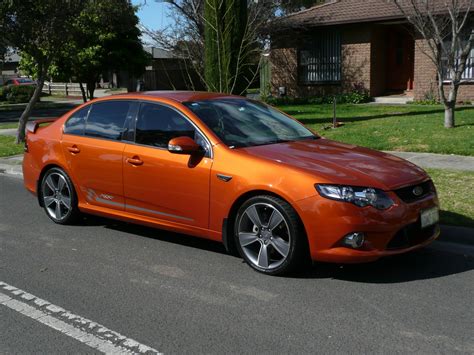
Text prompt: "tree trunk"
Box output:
[[444, 102, 455, 128], [79, 82, 87, 103], [86, 81, 95, 100], [16, 77, 45, 143]]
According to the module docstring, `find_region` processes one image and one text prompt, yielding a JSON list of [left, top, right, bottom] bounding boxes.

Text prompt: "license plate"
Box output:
[[420, 207, 439, 228]]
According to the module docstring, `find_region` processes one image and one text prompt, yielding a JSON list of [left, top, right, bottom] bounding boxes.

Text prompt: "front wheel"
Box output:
[[234, 195, 306, 276], [40, 167, 81, 225]]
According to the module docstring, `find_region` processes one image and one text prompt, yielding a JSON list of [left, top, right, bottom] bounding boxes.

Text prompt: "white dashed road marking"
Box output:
[[0, 281, 161, 354]]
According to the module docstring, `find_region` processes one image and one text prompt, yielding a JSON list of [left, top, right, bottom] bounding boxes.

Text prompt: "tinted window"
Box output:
[[85, 101, 131, 140], [135, 103, 196, 148], [64, 106, 90, 135]]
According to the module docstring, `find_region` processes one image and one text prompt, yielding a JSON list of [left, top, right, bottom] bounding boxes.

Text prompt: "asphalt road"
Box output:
[[0, 106, 76, 123], [1, 174, 473, 354]]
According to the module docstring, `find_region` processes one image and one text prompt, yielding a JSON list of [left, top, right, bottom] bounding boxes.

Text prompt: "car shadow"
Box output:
[[293, 247, 474, 283], [79, 215, 473, 283], [80, 214, 231, 256]]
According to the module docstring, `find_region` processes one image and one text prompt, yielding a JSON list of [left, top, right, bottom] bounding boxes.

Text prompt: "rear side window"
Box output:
[[85, 101, 132, 141], [64, 106, 90, 135], [135, 103, 196, 148]]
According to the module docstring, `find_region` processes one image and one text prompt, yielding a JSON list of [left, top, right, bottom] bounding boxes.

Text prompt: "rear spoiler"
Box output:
[[25, 118, 58, 134]]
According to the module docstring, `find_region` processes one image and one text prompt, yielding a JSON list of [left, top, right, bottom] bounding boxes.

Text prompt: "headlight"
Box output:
[[316, 184, 394, 210]]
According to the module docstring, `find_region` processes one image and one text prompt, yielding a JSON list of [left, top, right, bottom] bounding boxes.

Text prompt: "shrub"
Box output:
[[0, 87, 5, 101], [3, 85, 36, 103], [264, 91, 371, 106]]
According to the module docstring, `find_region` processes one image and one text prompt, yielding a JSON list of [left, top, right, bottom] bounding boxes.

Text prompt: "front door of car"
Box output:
[[123, 102, 212, 228], [61, 100, 138, 210]]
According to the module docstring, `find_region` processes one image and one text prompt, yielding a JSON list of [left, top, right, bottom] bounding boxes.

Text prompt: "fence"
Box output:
[[42, 82, 85, 96]]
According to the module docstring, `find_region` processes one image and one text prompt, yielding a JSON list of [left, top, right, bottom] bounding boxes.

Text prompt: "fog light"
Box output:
[[343, 232, 365, 248]]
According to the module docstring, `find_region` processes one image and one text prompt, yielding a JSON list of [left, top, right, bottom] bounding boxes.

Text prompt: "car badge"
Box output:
[[412, 186, 423, 197]]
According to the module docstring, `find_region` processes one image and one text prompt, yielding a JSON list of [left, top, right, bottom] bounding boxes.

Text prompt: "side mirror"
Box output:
[[168, 136, 201, 154]]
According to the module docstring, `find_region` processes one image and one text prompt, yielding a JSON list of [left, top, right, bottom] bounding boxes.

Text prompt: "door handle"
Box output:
[[126, 156, 143, 166], [67, 145, 80, 154]]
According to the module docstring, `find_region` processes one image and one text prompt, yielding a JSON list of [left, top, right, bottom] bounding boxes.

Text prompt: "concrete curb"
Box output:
[[0, 155, 23, 177]]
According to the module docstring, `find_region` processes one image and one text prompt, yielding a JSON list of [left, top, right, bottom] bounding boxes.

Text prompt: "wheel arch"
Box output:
[[222, 189, 309, 257]]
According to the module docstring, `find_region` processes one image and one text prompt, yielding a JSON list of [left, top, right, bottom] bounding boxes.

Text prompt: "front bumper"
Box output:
[[295, 190, 440, 263]]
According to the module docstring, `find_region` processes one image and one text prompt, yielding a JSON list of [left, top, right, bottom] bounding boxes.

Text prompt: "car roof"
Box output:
[[111, 91, 241, 103]]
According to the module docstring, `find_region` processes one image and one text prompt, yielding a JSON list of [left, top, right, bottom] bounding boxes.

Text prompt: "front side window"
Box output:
[[298, 31, 341, 84], [135, 102, 196, 148], [85, 101, 132, 140], [64, 106, 90, 136], [183, 99, 317, 148]]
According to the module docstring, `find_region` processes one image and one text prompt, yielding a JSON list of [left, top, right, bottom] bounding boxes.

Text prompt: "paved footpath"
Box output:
[[386, 151, 474, 172]]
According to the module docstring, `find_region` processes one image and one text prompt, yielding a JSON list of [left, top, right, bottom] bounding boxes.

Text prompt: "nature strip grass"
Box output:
[[281, 103, 474, 156]]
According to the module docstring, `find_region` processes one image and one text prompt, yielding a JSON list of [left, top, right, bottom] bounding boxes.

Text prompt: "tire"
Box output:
[[234, 195, 307, 276], [40, 167, 81, 225]]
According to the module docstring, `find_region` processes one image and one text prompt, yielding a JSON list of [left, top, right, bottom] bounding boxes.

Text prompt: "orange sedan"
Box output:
[[23, 92, 440, 275]]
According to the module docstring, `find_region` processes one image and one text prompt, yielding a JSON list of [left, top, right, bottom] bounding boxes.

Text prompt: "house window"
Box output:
[[298, 31, 341, 84], [442, 41, 474, 81]]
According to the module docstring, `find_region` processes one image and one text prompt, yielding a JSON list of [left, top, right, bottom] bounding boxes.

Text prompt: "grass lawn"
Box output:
[[279, 103, 474, 156], [0, 136, 23, 157], [0, 122, 18, 129], [427, 168, 474, 228]]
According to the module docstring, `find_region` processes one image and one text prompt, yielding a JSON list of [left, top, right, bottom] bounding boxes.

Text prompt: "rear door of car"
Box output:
[[122, 101, 213, 228], [61, 100, 139, 210]]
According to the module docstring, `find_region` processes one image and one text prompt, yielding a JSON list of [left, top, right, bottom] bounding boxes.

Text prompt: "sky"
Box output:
[[131, 0, 173, 32]]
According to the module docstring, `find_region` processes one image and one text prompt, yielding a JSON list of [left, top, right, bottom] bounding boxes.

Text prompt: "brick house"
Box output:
[[269, 0, 474, 101]]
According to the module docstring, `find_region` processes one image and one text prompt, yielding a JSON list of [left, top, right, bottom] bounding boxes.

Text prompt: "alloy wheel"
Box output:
[[42, 172, 72, 221], [237, 203, 291, 270]]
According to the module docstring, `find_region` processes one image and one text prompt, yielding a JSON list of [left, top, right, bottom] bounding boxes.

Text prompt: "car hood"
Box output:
[[240, 138, 428, 190]]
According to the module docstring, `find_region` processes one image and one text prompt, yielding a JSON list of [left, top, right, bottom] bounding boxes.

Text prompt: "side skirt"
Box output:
[[78, 202, 222, 242]]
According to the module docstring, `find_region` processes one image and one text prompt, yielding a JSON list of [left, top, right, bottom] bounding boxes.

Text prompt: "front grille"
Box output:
[[394, 180, 434, 203], [386, 221, 438, 250]]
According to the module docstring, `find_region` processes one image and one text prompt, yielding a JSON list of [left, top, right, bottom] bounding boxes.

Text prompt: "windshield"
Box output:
[[183, 99, 317, 148]]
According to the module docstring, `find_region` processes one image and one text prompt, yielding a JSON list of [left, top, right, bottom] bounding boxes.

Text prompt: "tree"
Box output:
[[142, 0, 277, 91], [66, 0, 149, 101], [5, 0, 83, 143], [203, 0, 248, 93], [0, 2, 10, 70], [393, 0, 474, 128]]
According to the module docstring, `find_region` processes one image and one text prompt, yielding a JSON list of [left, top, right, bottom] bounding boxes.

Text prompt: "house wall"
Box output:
[[413, 39, 438, 101], [270, 25, 373, 98], [414, 38, 474, 102], [271, 25, 474, 102]]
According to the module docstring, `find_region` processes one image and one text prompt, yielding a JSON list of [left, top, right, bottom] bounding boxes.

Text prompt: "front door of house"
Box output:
[[386, 29, 415, 92]]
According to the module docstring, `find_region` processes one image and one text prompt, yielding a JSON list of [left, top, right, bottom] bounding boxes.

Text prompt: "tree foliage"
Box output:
[[5, 0, 83, 142], [60, 0, 149, 101], [0, 1, 10, 66], [204, 0, 248, 93]]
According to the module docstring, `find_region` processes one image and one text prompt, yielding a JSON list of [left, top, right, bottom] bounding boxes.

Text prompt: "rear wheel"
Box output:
[[234, 195, 306, 275], [40, 168, 81, 224]]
